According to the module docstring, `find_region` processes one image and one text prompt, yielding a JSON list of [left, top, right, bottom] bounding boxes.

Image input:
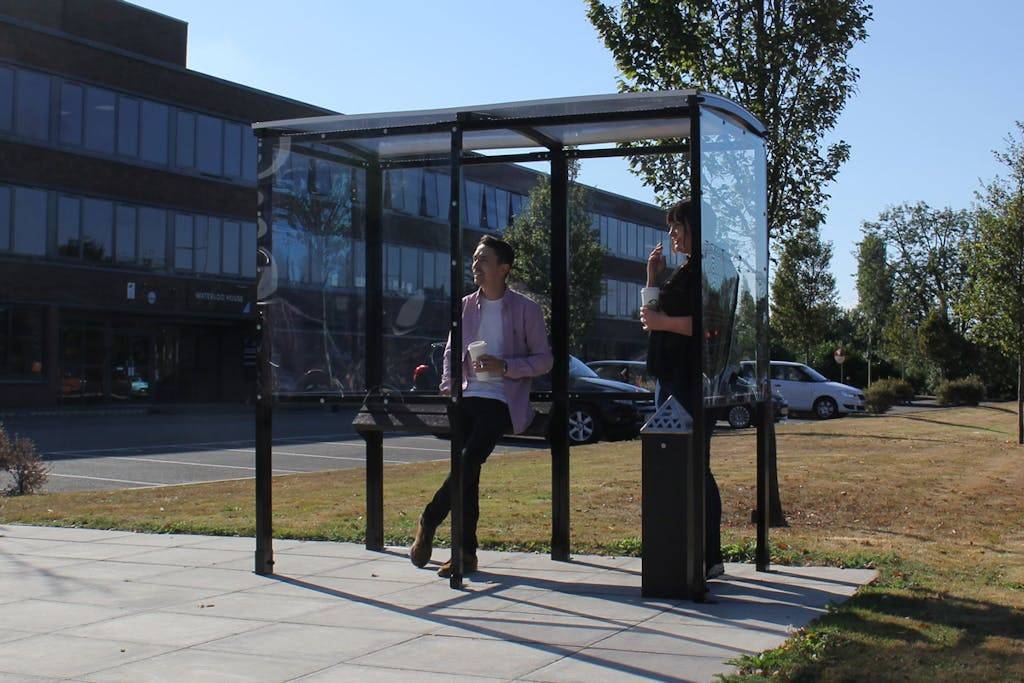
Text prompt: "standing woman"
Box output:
[[640, 200, 724, 579]]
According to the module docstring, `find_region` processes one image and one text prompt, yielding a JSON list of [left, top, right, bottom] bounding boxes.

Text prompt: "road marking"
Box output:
[[48, 473, 163, 486], [227, 448, 406, 464], [41, 432, 361, 457], [110, 456, 302, 474], [321, 441, 451, 454]]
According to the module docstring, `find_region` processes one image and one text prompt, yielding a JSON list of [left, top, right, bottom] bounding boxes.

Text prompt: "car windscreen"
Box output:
[[570, 356, 599, 378], [803, 366, 829, 382]]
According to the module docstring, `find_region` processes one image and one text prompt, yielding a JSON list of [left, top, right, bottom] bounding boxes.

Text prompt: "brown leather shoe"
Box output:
[[437, 553, 478, 578], [409, 517, 436, 568]]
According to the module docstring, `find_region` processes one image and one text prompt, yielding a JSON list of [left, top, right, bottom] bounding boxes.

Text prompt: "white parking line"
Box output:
[[321, 441, 450, 454], [109, 456, 302, 474], [48, 472, 163, 486], [227, 448, 406, 464], [41, 432, 360, 457]]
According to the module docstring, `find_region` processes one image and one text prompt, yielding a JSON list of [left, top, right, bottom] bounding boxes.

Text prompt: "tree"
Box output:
[[503, 161, 605, 354], [770, 229, 838, 363], [958, 122, 1024, 444], [855, 233, 893, 385], [586, 0, 872, 247]]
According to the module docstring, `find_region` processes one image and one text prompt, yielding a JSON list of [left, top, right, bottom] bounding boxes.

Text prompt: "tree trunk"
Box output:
[[1018, 352, 1023, 445]]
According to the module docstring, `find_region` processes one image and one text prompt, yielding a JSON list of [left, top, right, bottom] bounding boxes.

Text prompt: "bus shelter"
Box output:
[[251, 91, 771, 595]]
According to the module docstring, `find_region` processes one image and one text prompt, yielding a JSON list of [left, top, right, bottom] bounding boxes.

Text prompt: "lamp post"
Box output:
[[834, 347, 847, 385]]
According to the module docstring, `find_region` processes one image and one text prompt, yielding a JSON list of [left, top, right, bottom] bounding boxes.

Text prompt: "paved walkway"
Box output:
[[0, 525, 876, 682]]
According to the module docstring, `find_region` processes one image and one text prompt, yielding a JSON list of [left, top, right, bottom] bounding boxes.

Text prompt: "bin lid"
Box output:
[[640, 396, 693, 434]]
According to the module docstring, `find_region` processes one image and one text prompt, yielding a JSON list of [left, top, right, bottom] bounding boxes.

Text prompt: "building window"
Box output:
[[196, 114, 223, 175], [0, 185, 10, 250], [495, 189, 509, 231], [196, 216, 222, 274], [116, 205, 136, 263], [354, 240, 366, 288], [435, 251, 449, 295], [242, 131, 257, 182], [223, 122, 242, 178], [118, 96, 140, 157], [84, 86, 116, 154], [464, 181, 483, 227], [222, 220, 241, 275], [58, 82, 83, 145], [400, 245, 418, 293], [385, 244, 401, 292], [0, 66, 12, 131], [12, 186, 47, 256], [241, 222, 257, 278], [0, 307, 45, 379], [174, 214, 194, 270], [14, 69, 49, 141], [82, 198, 113, 263], [140, 100, 169, 165], [423, 172, 439, 218], [57, 195, 81, 258], [138, 207, 166, 269], [176, 111, 195, 168]]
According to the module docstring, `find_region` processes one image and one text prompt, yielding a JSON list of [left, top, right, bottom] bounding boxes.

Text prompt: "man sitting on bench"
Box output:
[[410, 235, 553, 577]]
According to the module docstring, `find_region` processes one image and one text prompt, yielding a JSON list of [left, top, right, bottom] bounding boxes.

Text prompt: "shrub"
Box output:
[[864, 383, 896, 414], [0, 423, 48, 495], [873, 378, 915, 404], [936, 375, 986, 406]]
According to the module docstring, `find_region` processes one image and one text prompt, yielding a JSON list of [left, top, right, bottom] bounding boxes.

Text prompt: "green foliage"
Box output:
[[872, 378, 915, 404], [919, 308, 972, 380], [586, 0, 872, 248], [502, 160, 604, 354], [0, 424, 48, 496], [864, 382, 896, 414], [936, 375, 986, 406], [770, 229, 838, 362]]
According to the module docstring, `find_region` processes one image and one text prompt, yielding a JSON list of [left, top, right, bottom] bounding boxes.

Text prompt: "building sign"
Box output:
[[187, 285, 253, 314], [127, 282, 136, 300]]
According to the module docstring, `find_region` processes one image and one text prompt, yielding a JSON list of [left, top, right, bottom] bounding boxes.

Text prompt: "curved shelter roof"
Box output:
[[252, 90, 765, 159]]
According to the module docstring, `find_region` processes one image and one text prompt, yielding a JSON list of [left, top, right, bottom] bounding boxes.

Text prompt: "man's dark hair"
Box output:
[[478, 235, 515, 267]]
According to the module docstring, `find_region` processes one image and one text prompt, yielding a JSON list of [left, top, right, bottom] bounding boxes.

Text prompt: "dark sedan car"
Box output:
[[413, 345, 653, 444]]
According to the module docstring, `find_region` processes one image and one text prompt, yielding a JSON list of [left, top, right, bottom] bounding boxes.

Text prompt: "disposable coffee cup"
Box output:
[[468, 340, 493, 380], [640, 286, 660, 310]]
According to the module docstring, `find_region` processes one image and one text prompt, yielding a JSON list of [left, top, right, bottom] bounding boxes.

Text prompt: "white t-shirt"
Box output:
[[464, 295, 507, 403]]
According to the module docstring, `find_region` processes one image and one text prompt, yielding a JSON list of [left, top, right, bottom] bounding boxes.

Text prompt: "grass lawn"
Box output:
[[2, 403, 1023, 680]]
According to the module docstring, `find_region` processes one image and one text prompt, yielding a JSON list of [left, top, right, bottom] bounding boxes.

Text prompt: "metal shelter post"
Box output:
[[550, 148, 571, 562], [254, 133, 275, 575], [448, 122, 466, 589], [686, 95, 708, 597], [364, 162, 385, 551]]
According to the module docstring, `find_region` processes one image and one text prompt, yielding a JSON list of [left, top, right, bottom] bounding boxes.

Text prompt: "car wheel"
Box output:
[[568, 407, 601, 445], [727, 405, 752, 429], [813, 396, 839, 419]]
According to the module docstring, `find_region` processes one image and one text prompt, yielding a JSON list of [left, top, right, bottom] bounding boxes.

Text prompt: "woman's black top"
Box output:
[[646, 263, 697, 397]]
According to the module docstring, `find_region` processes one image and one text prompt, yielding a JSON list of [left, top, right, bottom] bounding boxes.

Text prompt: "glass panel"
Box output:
[[0, 66, 12, 131], [483, 185, 497, 229], [116, 205, 136, 263], [196, 114, 223, 175], [140, 100, 169, 164], [268, 141, 367, 397], [57, 195, 81, 258], [84, 86, 116, 153], [15, 69, 49, 141], [385, 244, 400, 292], [138, 206, 166, 268], [423, 171, 439, 217], [174, 214, 194, 270], [222, 220, 240, 275], [82, 198, 113, 263], [495, 188, 509, 231], [240, 221, 256, 278], [465, 180, 483, 226], [0, 307, 45, 379], [13, 186, 47, 255], [223, 122, 242, 178], [176, 111, 195, 168], [59, 82, 83, 145], [197, 216, 221, 274], [400, 245, 418, 294], [0, 186, 9, 250], [700, 108, 770, 414], [117, 96, 140, 157]]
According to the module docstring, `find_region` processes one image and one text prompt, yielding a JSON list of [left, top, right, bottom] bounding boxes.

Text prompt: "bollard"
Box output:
[[640, 396, 705, 600]]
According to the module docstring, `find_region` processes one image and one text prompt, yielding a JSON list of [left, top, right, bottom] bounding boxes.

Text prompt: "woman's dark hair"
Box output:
[[478, 235, 515, 267], [666, 200, 691, 227]]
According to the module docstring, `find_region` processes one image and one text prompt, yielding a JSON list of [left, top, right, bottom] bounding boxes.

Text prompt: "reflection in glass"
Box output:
[[13, 187, 46, 256], [116, 205, 136, 263], [84, 87, 116, 154], [0, 66, 12, 131], [59, 82, 83, 145], [82, 198, 113, 263], [118, 96, 140, 157], [57, 196, 81, 258], [138, 207, 167, 268], [140, 101, 169, 164], [15, 70, 49, 141]]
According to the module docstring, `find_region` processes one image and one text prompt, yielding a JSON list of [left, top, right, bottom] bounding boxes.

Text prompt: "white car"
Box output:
[[744, 361, 866, 419]]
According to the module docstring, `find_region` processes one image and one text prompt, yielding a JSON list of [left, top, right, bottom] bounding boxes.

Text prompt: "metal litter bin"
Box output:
[[640, 396, 706, 599]]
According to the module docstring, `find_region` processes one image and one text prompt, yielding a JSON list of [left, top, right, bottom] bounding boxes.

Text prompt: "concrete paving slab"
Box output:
[[293, 663, 504, 682], [0, 673, 71, 683], [0, 525, 877, 683], [80, 648, 327, 683], [0, 525, 132, 543], [0, 634, 172, 679]]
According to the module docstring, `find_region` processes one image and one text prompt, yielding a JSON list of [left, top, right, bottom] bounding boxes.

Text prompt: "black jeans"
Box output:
[[422, 397, 512, 555], [654, 379, 724, 568]]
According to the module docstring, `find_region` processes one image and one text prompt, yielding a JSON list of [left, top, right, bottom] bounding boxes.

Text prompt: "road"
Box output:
[[1, 407, 546, 493]]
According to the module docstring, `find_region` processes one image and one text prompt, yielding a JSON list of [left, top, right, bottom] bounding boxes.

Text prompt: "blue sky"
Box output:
[[133, 0, 1024, 307]]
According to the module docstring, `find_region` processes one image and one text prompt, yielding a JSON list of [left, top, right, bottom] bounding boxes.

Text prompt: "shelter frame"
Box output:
[[252, 91, 772, 592]]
